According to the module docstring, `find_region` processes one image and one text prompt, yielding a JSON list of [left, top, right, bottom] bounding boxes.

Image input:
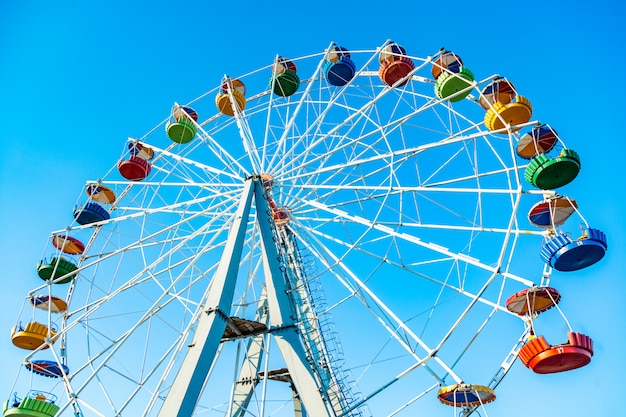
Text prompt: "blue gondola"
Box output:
[[540, 227, 607, 271], [324, 45, 356, 86], [25, 360, 70, 378], [73, 201, 110, 225]]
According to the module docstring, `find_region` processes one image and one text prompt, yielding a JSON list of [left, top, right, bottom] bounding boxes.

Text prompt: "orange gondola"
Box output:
[[86, 184, 116, 204], [506, 287, 561, 316], [51, 235, 85, 255], [378, 42, 414, 87], [518, 332, 593, 374]]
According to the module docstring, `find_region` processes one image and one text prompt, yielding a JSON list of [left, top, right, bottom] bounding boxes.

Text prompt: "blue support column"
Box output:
[[229, 295, 267, 417], [157, 179, 255, 417], [157, 178, 333, 417], [254, 184, 334, 416]]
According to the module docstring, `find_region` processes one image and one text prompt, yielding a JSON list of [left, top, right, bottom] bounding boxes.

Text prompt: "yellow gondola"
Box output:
[[11, 322, 57, 350]]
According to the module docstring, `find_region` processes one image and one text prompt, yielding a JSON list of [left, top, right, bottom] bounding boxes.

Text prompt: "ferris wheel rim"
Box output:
[[8, 42, 597, 417]]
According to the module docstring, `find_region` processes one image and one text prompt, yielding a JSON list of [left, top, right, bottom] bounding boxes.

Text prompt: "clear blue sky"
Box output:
[[1, 1, 624, 416]]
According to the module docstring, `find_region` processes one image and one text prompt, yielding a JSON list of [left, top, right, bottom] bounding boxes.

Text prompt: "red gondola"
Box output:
[[518, 332, 593, 374]]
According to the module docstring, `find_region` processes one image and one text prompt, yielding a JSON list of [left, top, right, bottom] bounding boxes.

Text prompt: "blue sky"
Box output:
[[1, 1, 624, 416]]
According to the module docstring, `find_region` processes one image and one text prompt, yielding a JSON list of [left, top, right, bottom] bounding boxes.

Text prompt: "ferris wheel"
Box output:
[[6, 41, 607, 417]]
